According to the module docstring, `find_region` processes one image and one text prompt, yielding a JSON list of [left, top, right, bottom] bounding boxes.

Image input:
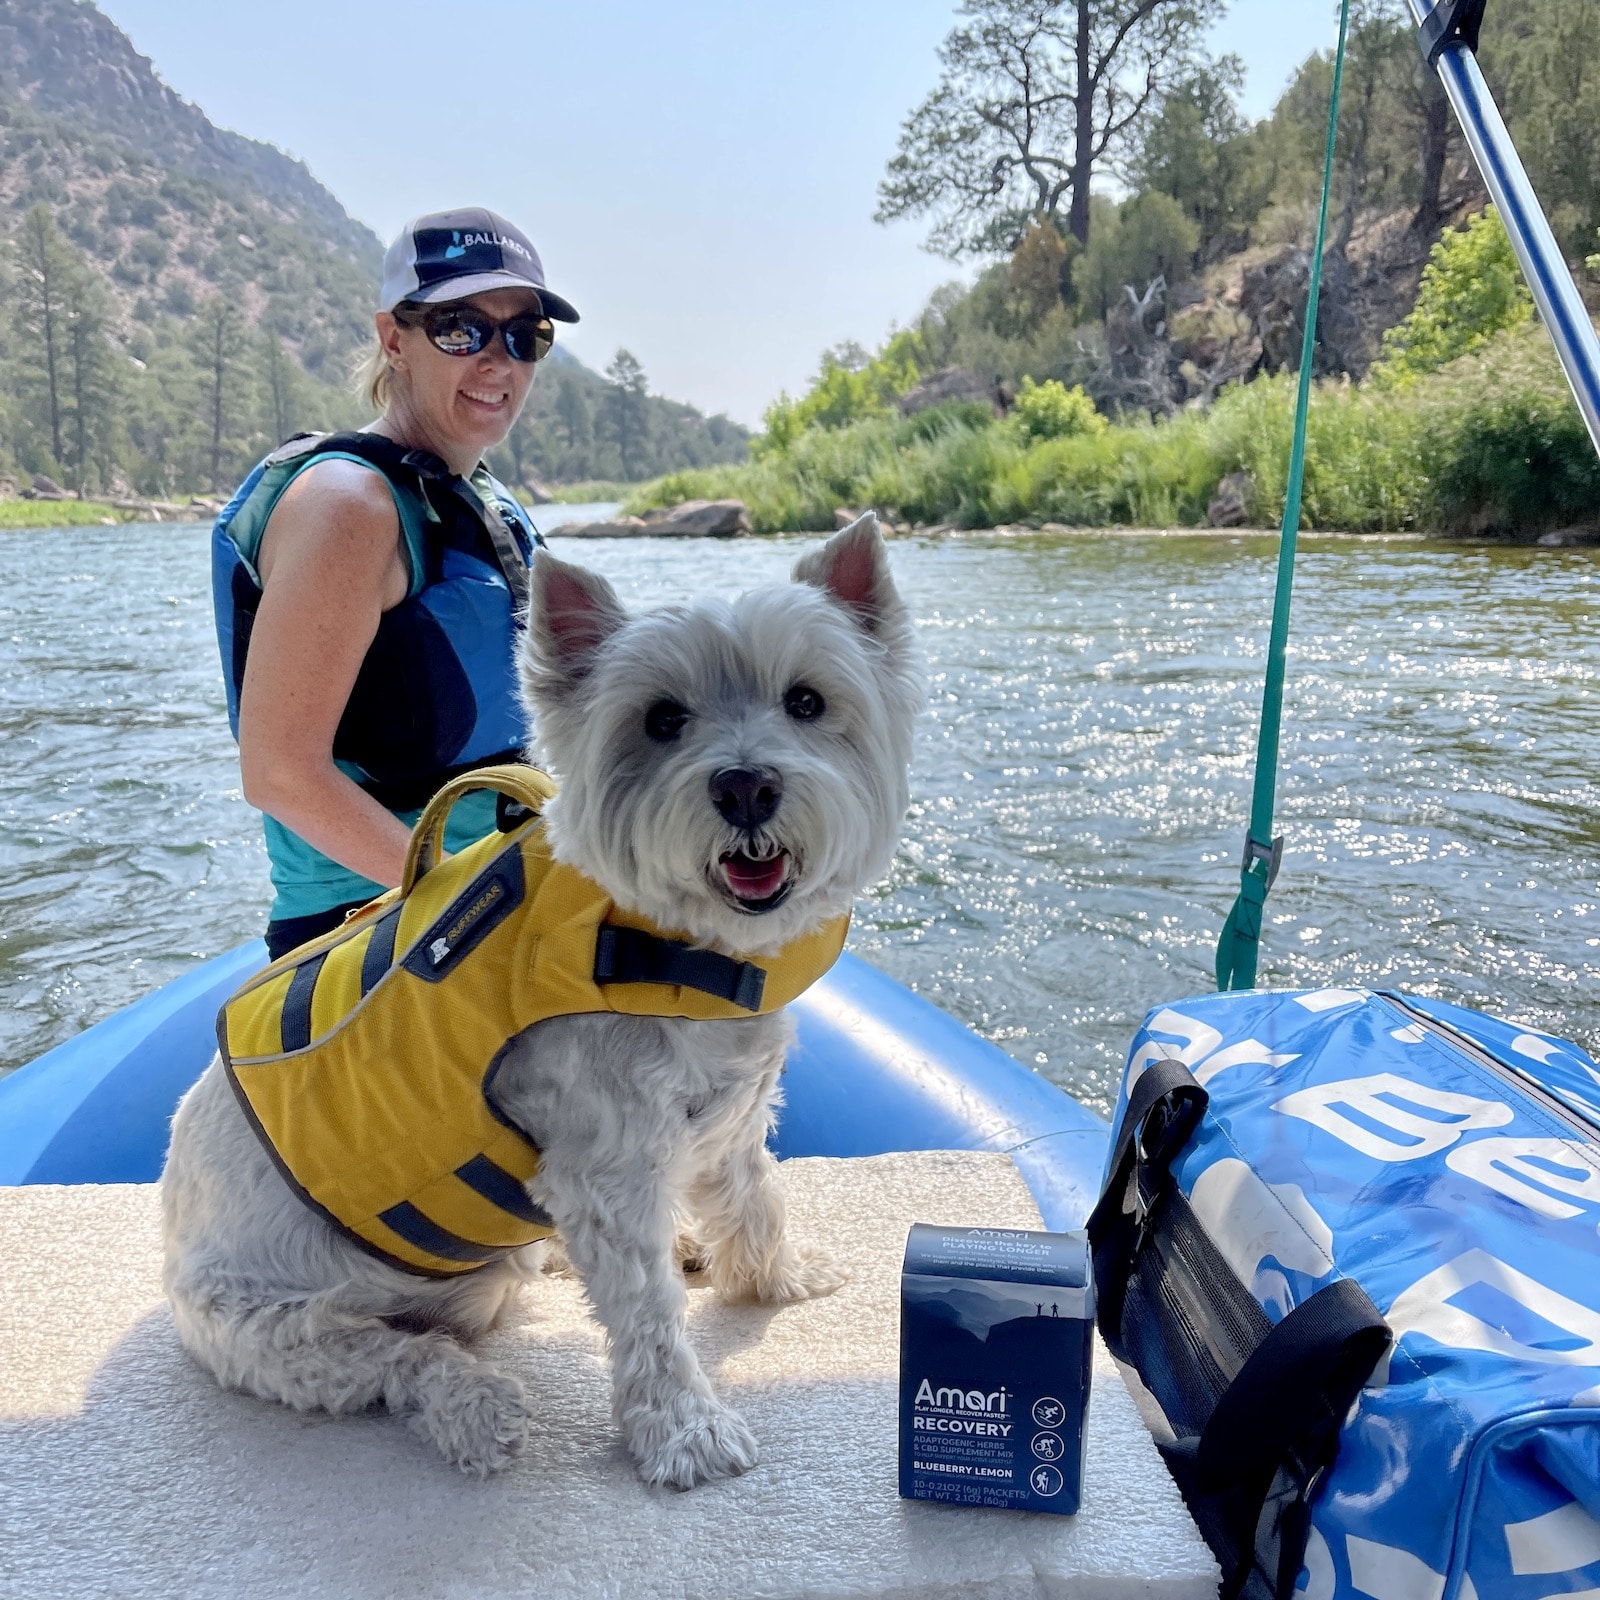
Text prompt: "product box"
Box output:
[[899, 1223, 1093, 1515]]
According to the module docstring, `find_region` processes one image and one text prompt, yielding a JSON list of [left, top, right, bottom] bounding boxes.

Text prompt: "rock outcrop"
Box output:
[[562, 500, 751, 538], [1206, 471, 1253, 528], [896, 367, 1008, 417], [1092, 206, 1477, 417]]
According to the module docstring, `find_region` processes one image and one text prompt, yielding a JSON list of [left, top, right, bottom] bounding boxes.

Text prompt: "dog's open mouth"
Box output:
[[718, 848, 794, 913]]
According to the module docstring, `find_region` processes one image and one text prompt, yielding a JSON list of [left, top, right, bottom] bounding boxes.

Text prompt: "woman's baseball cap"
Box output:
[[379, 207, 580, 322]]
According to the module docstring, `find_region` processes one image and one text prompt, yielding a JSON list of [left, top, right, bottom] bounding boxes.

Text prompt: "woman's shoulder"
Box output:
[[279, 453, 402, 520], [257, 454, 406, 591]]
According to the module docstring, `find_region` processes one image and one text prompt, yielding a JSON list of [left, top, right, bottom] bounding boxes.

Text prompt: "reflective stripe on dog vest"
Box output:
[[218, 765, 849, 1277]]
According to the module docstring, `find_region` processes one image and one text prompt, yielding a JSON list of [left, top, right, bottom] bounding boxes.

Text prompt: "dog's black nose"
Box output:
[[709, 766, 782, 829]]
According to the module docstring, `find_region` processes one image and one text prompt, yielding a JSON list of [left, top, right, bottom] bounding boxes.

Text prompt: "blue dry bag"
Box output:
[[1089, 987, 1600, 1600]]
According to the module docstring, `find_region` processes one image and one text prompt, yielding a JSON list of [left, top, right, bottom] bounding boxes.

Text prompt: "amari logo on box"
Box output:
[[913, 1380, 1009, 1413], [911, 1380, 1014, 1436]]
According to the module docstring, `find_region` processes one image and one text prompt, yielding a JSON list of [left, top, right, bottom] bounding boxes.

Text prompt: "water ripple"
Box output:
[[3, 525, 1597, 1115]]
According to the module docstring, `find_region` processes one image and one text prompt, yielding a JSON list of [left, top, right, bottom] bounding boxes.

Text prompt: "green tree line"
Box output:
[[487, 347, 750, 492], [0, 204, 750, 503], [0, 202, 351, 500]]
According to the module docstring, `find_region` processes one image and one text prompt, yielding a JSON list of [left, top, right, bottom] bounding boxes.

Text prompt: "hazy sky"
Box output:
[[95, 0, 1339, 425]]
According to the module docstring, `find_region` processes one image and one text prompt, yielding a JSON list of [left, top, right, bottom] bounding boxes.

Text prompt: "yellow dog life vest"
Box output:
[[218, 765, 849, 1278]]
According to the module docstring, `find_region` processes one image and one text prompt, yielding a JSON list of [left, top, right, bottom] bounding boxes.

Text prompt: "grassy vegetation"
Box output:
[[0, 499, 142, 529], [542, 481, 634, 504], [625, 323, 1599, 539]]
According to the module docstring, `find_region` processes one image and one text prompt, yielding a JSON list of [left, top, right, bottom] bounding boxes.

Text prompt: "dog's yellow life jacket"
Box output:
[[218, 765, 848, 1278]]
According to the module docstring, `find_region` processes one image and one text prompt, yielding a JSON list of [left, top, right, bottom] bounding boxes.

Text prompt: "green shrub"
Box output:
[[754, 329, 925, 458], [895, 399, 996, 444], [1007, 377, 1107, 444], [1372, 208, 1533, 386]]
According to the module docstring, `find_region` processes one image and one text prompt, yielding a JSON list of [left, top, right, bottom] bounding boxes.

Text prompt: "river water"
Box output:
[[3, 522, 1597, 1115]]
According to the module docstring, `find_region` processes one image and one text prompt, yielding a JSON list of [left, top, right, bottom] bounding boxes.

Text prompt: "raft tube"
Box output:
[[0, 948, 1110, 1230]]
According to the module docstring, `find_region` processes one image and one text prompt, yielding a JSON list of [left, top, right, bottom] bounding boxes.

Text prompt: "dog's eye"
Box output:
[[783, 684, 826, 721], [644, 699, 692, 742]]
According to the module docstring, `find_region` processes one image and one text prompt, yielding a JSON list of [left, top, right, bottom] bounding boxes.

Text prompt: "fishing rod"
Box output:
[[1407, 0, 1600, 457]]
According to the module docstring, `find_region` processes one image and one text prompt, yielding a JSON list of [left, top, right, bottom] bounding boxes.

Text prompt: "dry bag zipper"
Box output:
[[1378, 992, 1600, 1147]]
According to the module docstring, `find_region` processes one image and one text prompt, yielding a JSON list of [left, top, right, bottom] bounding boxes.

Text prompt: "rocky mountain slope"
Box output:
[[0, 0, 378, 379], [0, 0, 748, 493]]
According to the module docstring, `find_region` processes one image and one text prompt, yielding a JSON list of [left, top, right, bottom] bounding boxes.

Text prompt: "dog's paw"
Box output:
[[537, 1236, 580, 1279], [749, 1243, 851, 1305], [412, 1363, 530, 1478], [628, 1391, 759, 1490], [674, 1227, 711, 1277]]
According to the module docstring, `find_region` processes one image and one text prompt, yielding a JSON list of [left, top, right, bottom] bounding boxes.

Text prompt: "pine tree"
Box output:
[[62, 267, 120, 495], [262, 330, 297, 446], [599, 350, 652, 480], [191, 296, 250, 491], [13, 204, 72, 470]]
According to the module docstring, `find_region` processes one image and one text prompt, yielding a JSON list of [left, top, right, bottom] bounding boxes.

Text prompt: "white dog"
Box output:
[[161, 514, 922, 1488]]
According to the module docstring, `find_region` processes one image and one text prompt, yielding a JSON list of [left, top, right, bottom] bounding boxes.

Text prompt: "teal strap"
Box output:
[[1216, 0, 1352, 993]]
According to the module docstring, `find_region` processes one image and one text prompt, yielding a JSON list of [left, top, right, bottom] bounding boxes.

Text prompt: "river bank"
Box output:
[[625, 324, 1600, 541]]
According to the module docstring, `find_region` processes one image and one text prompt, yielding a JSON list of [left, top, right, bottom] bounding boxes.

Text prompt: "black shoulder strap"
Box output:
[[260, 432, 530, 612], [1198, 1279, 1392, 1600], [593, 925, 766, 1012]]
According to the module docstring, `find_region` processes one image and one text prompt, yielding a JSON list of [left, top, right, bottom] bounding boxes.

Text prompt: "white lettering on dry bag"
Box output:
[[1445, 1137, 1600, 1221], [1273, 1073, 1512, 1162], [1344, 1535, 1445, 1600], [1388, 1248, 1600, 1366], [1125, 1008, 1299, 1094], [1504, 1499, 1600, 1577]]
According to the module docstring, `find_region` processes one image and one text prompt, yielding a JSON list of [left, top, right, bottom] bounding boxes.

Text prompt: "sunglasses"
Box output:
[[393, 303, 555, 364]]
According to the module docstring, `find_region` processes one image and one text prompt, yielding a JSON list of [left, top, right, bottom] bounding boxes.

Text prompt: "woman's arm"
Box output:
[[238, 459, 416, 890]]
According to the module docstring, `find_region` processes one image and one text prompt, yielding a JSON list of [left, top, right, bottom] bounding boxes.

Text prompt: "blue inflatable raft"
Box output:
[[0, 947, 1110, 1231]]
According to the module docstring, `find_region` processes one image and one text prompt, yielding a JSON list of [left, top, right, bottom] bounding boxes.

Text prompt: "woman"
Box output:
[[211, 208, 579, 959]]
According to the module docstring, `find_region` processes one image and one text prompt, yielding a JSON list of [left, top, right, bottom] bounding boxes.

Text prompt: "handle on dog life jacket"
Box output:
[[401, 763, 559, 894]]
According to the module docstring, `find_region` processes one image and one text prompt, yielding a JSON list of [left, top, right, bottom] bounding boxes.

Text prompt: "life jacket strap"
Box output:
[[593, 925, 767, 1012], [260, 430, 532, 609]]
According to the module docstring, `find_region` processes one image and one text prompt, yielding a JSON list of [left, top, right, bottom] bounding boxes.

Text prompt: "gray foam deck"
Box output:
[[0, 1151, 1216, 1600]]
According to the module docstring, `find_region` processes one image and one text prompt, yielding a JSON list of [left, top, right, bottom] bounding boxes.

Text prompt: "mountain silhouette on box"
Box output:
[[905, 1296, 1080, 1385], [906, 1280, 1041, 1338]]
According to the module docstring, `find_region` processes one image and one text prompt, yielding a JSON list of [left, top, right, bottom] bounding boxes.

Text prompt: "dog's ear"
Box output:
[[527, 550, 627, 685], [792, 512, 901, 636]]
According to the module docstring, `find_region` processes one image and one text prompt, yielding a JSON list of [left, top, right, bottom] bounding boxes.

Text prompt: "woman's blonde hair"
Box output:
[[353, 329, 396, 414], [352, 301, 428, 413]]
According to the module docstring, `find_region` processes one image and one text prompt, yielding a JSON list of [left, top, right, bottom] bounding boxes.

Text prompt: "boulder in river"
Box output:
[[639, 499, 751, 537], [555, 501, 751, 538]]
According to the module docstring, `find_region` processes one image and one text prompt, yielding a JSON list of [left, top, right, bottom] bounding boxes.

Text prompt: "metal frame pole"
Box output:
[[1405, 0, 1600, 456]]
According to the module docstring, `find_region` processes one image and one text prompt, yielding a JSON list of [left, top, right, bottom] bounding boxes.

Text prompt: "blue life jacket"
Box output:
[[211, 431, 542, 920]]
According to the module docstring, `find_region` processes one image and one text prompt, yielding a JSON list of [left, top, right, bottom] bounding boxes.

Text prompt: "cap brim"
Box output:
[[402, 270, 580, 323]]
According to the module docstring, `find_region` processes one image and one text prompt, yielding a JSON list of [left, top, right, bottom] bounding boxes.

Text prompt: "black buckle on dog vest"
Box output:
[[593, 925, 766, 1012]]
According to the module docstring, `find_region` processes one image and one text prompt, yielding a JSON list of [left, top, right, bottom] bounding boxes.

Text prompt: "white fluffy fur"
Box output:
[[162, 514, 923, 1488]]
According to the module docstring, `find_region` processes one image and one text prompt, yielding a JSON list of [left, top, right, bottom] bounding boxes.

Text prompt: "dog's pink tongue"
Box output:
[[722, 851, 787, 900]]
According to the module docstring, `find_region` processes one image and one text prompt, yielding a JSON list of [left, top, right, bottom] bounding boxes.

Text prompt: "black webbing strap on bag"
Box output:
[[1197, 1279, 1392, 1600], [1088, 1061, 1392, 1600], [1087, 1058, 1209, 1338]]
